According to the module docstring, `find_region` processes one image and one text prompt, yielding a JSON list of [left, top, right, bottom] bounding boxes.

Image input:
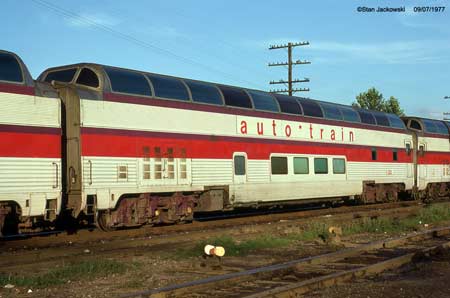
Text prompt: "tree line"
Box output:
[[352, 87, 404, 116]]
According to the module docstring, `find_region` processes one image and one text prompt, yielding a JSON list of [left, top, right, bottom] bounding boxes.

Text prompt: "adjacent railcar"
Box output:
[[34, 63, 415, 230], [0, 50, 61, 235], [402, 117, 450, 198]]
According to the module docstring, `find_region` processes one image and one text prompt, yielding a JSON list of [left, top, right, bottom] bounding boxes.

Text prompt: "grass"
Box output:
[[176, 234, 291, 258], [0, 259, 127, 288], [176, 204, 450, 258], [343, 204, 450, 235]]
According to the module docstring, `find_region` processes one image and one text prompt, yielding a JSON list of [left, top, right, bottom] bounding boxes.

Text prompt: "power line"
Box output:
[[268, 41, 311, 95], [30, 0, 263, 89], [91, 0, 267, 89]]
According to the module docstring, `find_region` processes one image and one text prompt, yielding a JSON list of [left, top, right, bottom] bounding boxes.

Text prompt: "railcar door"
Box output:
[[233, 153, 247, 184], [418, 142, 427, 189], [405, 141, 413, 178]]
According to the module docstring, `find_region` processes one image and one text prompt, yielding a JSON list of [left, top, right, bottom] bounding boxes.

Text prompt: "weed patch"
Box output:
[[0, 259, 127, 288]]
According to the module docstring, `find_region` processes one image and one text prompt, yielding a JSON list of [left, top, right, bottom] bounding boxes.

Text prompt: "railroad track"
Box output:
[[0, 200, 425, 248], [0, 201, 446, 272], [121, 226, 450, 298]]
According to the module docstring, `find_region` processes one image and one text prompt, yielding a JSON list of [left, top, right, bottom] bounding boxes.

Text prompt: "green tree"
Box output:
[[352, 87, 404, 116], [384, 96, 404, 116]]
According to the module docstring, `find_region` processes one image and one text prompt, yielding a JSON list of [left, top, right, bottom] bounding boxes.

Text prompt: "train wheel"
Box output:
[[96, 211, 114, 232]]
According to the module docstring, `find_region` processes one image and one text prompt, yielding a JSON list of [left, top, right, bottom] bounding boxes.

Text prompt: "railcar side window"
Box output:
[[293, 157, 309, 174], [371, 148, 377, 161], [314, 158, 328, 174], [332, 158, 346, 174], [234, 155, 246, 175], [298, 99, 324, 118], [0, 53, 23, 82], [143, 163, 151, 179], [219, 86, 253, 109], [184, 80, 223, 105], [146, 74, 190, 101], [340, 107, 361, 123], [76, 68, 99, 88], [118, 165, 128, 180], [320, 103, 343, 120], [372, 112, 390, 127], [45, 68, 77, 83], [357, 110, 376, 125], [419, 145, 425, 157], [273, 94, 302, 114], [393, 149, 398, 161], [434, 121, 449, 135], [387, 114, 406, 129], [179, 148, 187, 179], [422, 120, 439, 134], [406, 143, 411, 155], [271, 156, 288, 175], [105, 67, 151, 96], [248, 90, 279, 112], [409, 120, 422, 131]]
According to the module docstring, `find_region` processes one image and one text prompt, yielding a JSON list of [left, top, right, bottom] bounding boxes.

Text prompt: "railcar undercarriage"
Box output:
[[95, 192, 197, 231]]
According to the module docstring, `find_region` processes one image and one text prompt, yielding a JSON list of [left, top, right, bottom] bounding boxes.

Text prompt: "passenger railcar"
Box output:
[[35, 62, 415, 230], [0, 50, 448, 234], [0, 50, 62, 234], [402, 117, 450, 198]]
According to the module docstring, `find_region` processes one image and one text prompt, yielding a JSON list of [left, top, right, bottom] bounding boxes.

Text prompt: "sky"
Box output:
[[1, 0, 449, 119]]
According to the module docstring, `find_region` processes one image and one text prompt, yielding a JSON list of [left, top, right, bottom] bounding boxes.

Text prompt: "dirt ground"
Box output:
[[1, 205, 450, 298], [309, 246, 450, 298], [3, 232, 446, 298]]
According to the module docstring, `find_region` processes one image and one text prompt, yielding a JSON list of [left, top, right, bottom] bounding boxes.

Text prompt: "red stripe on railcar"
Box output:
[[0, 131, 61, 158], [80, 130, 415, 163], [0, 82, 34, 96], [418, 153, 450, 165]]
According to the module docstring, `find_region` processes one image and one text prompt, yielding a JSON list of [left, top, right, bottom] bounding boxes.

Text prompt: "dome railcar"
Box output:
[[0, 50, 449, 234]]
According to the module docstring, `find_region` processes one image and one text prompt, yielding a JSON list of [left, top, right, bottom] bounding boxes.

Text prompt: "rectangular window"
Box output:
[[179, 148, 187, 179], [419, 145, 425, 157], [154, 147, 162, 179], [332, 158, 346, 174], [294, 157, 309, 174], [118, 165, 128, 180], [393, 149, 398, 161], [167, 162, 175, 179], [314, 158, 328, 174], [405, 143, 411, 156], [234, 155, 246, 175], [271, 156, 288, 175], [143, 163, 151, 179], [371, 148, 377, 161]]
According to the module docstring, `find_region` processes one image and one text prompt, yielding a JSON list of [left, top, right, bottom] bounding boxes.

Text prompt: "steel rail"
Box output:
[[120, 226, 450, 298]]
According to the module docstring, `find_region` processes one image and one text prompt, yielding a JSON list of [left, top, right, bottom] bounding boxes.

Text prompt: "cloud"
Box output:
[[313, 40, 450, 64], [255, 39, 450, 65], [413, 107, 446, 119], [141, 26, 185, 39], [65, 12, 120, 28]]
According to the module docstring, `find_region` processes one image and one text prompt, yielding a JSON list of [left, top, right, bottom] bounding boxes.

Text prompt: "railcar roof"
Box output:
[[402, 116, 450, 136], [37, 62, 407, 129], [0, 49, 34, 86]]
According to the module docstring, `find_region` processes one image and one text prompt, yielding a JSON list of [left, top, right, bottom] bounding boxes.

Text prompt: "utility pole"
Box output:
[[268, 41, 311, 96], [444, 96, 450, 120]]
